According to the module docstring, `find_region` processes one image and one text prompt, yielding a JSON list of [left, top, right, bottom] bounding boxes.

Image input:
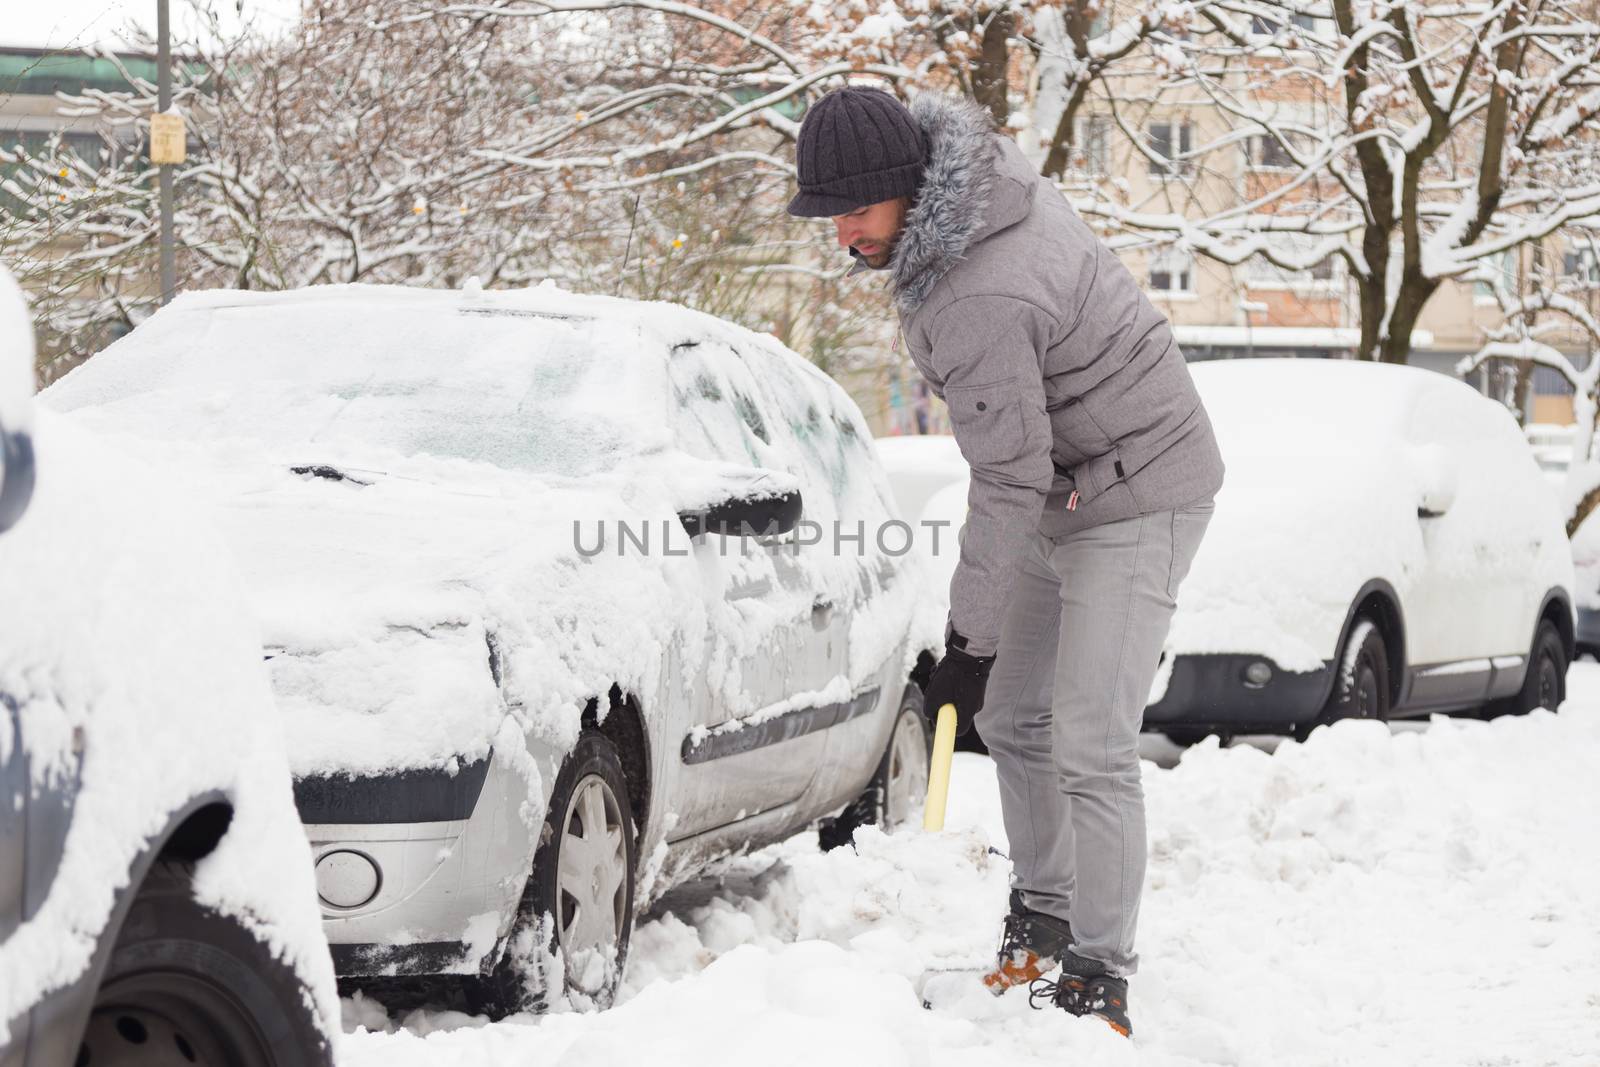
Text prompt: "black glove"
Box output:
[[923, 636, 996, 738]]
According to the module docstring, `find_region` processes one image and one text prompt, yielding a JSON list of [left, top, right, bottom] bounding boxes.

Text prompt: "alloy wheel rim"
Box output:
[[884, 710, 929, 828], [1538, 651, 1561, 709], [1356, 661, 1379, 718], [555, 773, 627, 995]]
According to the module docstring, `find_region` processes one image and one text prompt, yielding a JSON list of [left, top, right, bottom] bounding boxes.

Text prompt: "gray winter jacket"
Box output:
[[852, 94, 1226, 657]]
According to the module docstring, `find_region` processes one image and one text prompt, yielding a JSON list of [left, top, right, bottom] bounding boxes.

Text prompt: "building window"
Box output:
[[1149, 247, 1195, 292], [1148, 121, 1192, 175], [1077, 114, 1110, 176], [1251, 10, 1316, 34], [1473, 251, 1516, 300], [1254, 134, 1295, 169], [1564, 249, 1600, 284], [1245, 235, 1338, 286]]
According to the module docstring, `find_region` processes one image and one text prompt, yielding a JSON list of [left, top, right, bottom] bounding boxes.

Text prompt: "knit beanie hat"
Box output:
[[786, 86, 928, 217]]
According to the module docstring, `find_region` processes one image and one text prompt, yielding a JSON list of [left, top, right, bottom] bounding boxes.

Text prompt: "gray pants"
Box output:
[[976, 500, 1213, 977]]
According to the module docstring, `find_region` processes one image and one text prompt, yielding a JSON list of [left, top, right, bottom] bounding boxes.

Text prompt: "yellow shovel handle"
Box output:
[[923, 702, 958, 831]]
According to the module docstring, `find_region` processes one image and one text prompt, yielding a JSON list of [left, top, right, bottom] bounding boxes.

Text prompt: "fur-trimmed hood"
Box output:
[[848, 93, 1034, 316]]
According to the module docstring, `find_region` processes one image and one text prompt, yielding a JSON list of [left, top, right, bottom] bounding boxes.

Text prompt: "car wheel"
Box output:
[[80, 860, 332, 1067], [469, 732, 637, 1018], [1300, 618, 1389, 740], [1486, 619, 1566, 718], [818, 686, 932, 851], [1162, 727, 1221, 748]]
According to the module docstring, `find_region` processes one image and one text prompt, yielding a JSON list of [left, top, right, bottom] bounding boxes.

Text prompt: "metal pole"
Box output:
[[157, 0, 175, 304]]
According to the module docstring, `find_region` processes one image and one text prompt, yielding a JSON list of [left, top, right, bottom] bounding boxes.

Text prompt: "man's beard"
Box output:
[[855, 240, 894, 268]]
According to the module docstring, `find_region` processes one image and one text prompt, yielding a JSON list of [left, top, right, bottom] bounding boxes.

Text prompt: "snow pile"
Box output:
[[0, 412, 338, 1042], [337, 681, 1600, 1065]]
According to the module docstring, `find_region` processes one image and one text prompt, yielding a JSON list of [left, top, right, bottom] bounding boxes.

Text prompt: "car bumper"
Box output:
[[295, 750, 539, 977], [1577, 606, 1600, 653], [1143, 653, 1332, 732]]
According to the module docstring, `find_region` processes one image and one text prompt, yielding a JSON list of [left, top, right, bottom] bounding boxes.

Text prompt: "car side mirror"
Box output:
[[680, 487, 803, 538], [0, 265, 37, 534], [0, 420, 35, 533], [1411, 444, 1457, 518], [674, 462, 803, 538]]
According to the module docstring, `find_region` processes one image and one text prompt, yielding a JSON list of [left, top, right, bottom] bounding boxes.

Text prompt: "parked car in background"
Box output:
[[874, 433, 967, 529], [1146, 358, 1575, 744], [0, 268, 337, 1065], [43, 282, 940, 1017], [872, 434, 983, 751], [1523, 422, 1573, 485]]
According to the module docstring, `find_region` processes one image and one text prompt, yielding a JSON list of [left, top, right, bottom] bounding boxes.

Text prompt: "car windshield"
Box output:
[[50, 298, 670, 477]]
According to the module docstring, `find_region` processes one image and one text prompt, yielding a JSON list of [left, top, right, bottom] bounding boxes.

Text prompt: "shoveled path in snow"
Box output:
[[338, 664, 1600, 1066]]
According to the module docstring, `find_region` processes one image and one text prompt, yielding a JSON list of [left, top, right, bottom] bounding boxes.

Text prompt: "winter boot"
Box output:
[[1028, 950, 1133, 1038], [982, 890, 1074, 995]]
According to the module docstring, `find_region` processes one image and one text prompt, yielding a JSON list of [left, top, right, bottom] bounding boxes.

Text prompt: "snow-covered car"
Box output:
[[1523, 422, 1572, 485], [43, 282, 938, 1016], [1146, 358, 1575, 742], [873, 433, 967, 529], [0, 271, 338, 1063]]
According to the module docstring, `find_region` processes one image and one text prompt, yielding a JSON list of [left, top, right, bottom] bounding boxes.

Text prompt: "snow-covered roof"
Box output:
[[44, 281, 845, 480]]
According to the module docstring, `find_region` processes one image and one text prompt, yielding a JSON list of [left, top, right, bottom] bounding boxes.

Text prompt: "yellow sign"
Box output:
[[150, 112, 185, 165]]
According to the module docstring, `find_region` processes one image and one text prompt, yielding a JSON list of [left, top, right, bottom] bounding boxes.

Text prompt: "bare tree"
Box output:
[[1076, 0, 1600, 363], [1460, 225, 1600, 536], [3, 0, 922, 383]]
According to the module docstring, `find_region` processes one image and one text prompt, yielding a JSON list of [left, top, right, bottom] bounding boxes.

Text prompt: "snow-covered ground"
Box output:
[[334, 663, 1600, 1065]]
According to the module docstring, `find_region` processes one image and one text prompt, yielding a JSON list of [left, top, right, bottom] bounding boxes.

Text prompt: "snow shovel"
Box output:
[[922, 701, 958, 832], [917, 701, 971, 1007], [915, 702, 1039, 1010]]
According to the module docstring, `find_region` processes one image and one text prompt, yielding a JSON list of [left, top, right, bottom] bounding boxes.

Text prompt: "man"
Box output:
[[787, 86, 1225, 1038]]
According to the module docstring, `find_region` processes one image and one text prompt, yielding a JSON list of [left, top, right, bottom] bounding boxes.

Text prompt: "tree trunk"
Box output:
[[1511, 359, 1535, 424], [1382, 275, 1438, 364], [1567, 484, 1600, 540], [1355, 273, 1386, 361], [972, 9, 1014, 128], [1039, 82, 1089, 180]]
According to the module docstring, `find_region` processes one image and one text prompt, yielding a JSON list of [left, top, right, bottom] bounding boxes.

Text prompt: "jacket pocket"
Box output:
[[1047, 394, 1113, 462], [1071, 445, 1125, 506], [945, 377, 1026, 465]]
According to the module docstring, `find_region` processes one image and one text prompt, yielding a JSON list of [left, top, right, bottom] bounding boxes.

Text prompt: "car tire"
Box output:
[[468, 732, 637, 1018], [1300, 618, 1389, 741], [1162, 727, 1221, 748], [1486, 619, 1566, 718], [818, 686, 933, 851], [80, 860, 332, 1067]]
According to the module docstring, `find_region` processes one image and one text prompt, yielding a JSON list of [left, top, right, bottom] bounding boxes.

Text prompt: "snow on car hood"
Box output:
[[0, 412, 338, 1041], [1176, 360, 1425, 669], [52, 431, 796, 780], [1167, 439, 1424, 671]]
